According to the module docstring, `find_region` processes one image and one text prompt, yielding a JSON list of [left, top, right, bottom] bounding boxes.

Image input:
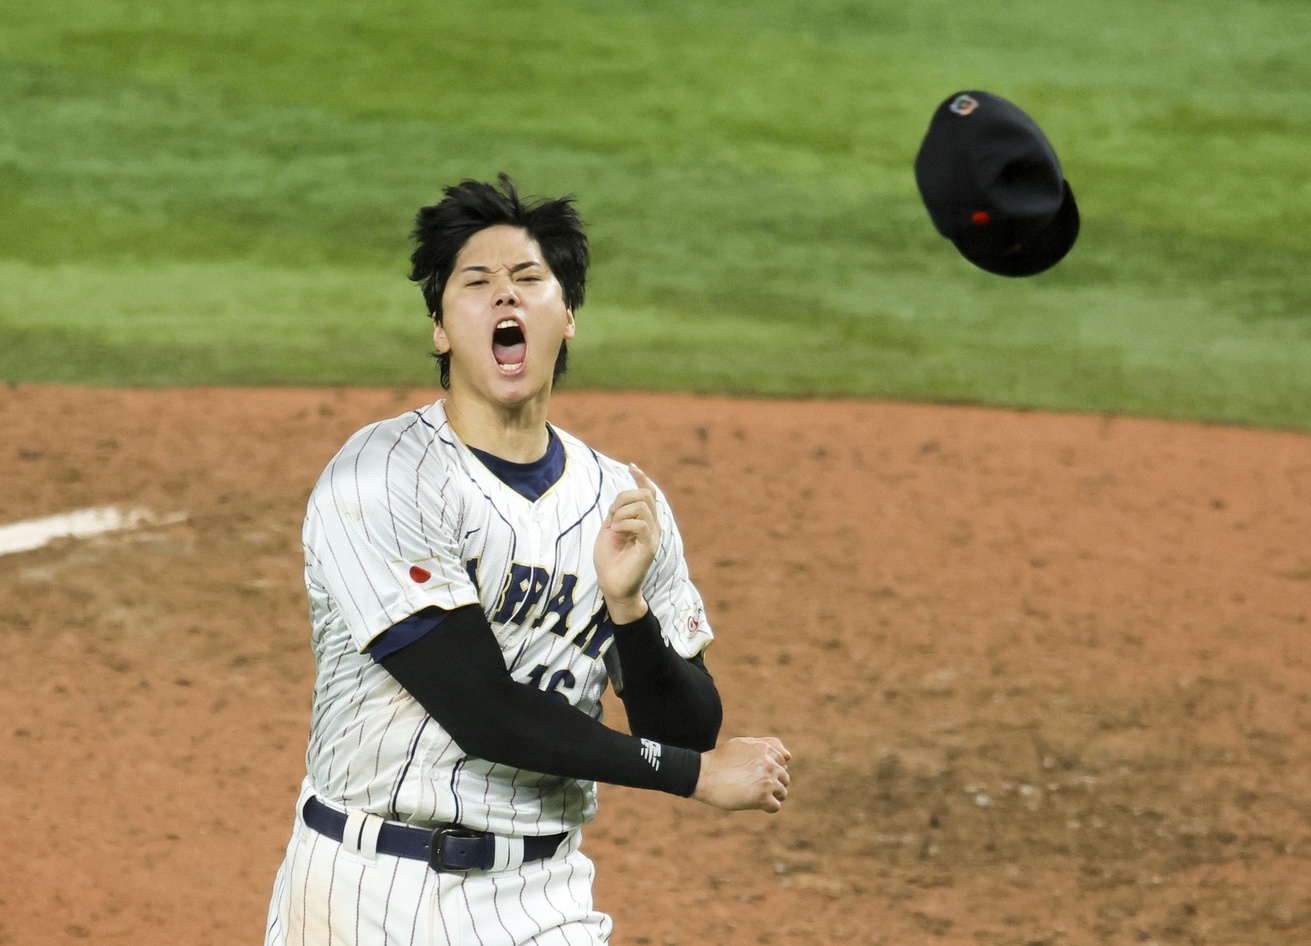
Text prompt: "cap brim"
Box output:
[[954, 183, 1080, 277]]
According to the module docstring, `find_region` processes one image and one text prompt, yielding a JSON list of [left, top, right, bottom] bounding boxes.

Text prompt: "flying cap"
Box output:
[[914, 90, 1079, 277]]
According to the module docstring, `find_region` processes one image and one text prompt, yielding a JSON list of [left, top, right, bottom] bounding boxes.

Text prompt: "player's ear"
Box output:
[[563, 309, 576, 341], [433, 316, 451, 353]]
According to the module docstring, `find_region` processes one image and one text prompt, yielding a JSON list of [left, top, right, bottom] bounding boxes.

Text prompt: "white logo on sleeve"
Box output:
[[640, 738, 662, 770]]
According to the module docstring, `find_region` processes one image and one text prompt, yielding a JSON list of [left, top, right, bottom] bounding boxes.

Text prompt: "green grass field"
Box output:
[[3, 0, 1309, 429]]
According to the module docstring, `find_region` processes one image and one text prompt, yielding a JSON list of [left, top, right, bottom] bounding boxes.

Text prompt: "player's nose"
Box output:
[[493, 282, 520, 306]]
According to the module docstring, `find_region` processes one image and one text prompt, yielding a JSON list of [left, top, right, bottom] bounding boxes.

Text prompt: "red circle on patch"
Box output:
[[972, 210, 991, 225], [409, 565, 432, 583]]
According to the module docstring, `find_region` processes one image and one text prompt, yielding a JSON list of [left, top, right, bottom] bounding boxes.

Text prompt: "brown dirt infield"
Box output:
[[1, 384, 1309, 945]]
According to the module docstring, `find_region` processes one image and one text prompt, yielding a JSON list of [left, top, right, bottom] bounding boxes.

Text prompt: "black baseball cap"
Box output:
[[914, 90, 1080, 277]]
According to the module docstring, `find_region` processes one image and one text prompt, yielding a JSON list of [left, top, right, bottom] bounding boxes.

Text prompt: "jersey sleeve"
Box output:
[[641, 485, 714, 659], [303, 422, 481, 653]]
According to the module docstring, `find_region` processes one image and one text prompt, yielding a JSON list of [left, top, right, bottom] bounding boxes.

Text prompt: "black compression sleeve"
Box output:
[[378, 606, 700, 797], [610, 610, 722, 751]]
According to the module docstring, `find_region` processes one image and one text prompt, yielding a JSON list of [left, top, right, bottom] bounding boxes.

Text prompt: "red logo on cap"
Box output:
[[409, 565, 432, 583], [972, 210, 991, 225]]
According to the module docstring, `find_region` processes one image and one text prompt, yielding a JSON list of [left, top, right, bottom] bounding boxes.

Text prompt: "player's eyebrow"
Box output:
[[458, 260, 545, 274]]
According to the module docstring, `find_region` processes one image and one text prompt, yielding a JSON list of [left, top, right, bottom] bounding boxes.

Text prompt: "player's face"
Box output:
[[436, 225, 576, 408]]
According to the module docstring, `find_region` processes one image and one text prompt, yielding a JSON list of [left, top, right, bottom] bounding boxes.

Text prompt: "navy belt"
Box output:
[[302, 796, 566, 872]]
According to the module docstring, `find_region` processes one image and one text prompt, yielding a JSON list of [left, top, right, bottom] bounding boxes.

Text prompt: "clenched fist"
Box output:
[[693, 737, 791, 813]]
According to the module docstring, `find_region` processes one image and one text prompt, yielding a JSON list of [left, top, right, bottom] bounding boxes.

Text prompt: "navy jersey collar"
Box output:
[[467, 427, 566, 502]]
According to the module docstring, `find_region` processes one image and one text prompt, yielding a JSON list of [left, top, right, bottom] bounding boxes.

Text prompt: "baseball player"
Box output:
[[264, 174, 791, 945]]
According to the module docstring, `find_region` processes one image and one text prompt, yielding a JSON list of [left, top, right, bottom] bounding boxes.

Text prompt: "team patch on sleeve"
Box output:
[[673, 599, 713, 657]]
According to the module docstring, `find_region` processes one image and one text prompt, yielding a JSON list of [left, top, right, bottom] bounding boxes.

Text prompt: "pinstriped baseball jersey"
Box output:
[[301, 398, 712, 837]]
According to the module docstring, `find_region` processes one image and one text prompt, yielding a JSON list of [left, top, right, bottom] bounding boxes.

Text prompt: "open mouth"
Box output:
[[492, 319, 526, 371]]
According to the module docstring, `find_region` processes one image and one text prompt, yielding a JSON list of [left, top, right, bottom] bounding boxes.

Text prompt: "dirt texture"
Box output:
[[1, 384, 1309, 946]]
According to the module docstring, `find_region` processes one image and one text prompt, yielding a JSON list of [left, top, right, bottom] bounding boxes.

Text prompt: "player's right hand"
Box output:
[[693, 736, 791, 813], [595, 463, 662, 625]]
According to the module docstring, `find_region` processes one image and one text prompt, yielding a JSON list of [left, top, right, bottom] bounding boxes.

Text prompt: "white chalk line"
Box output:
[[0, 507, 188, 557]]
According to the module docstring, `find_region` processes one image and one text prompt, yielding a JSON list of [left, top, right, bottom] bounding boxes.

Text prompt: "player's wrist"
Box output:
[[605, 595, 649, 626]]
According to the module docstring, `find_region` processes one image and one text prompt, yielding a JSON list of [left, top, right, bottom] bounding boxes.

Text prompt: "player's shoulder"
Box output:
[[553, 427, 687, 536], [316, 400, 457, 493], [552, 424, 633, 486]]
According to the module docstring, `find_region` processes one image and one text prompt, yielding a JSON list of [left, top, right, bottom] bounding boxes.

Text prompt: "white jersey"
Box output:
[[300, 399, 712, 837]]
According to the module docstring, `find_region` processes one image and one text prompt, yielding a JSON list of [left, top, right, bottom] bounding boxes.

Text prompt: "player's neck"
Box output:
[[443, 391, 552, 463]]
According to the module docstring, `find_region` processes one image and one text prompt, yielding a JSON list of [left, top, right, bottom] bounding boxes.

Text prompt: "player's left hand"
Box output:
[[595, 464, 661, 624]]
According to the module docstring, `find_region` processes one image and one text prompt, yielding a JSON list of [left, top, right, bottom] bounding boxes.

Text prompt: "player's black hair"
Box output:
[[408, 173, 590, 389]]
